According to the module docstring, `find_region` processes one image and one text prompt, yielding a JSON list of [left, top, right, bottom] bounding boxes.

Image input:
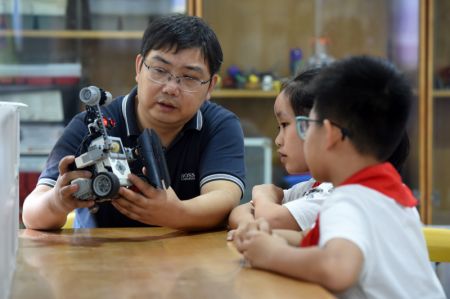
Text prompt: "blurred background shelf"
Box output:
[[433, 90, 450, 98], [0, 29, 142, 39], [212, 89, 278, 99]]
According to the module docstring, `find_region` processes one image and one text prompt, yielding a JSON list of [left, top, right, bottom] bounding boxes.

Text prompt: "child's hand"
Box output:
[[232, 218, 271, 252], [239, 230, 288, 270]]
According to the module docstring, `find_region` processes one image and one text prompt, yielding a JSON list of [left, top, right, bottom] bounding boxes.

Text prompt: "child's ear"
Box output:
[[323, 119, 342, 150]]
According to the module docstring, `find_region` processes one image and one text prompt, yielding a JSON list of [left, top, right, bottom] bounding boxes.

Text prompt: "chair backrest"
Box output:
[[423, 227, 450, 263], [62, 211, 75, 229]]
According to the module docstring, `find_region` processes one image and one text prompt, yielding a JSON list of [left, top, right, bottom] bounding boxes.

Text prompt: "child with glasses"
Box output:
[[22, 14, 246, 230], [228, 69, 333, 238], [233, 56, 445, 299]]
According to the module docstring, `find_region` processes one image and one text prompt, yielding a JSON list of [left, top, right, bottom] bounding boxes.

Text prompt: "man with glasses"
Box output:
[[22, 14, 246, 230]]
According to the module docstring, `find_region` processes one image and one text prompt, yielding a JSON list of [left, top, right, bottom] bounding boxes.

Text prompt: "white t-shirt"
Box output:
[[319, 184, 446, 299], [282, 178, 333, 230]]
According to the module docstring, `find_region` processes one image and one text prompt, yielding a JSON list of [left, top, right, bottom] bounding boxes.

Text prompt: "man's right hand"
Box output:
[[50, 155, 95, 214], [22, 155, 95, 230]]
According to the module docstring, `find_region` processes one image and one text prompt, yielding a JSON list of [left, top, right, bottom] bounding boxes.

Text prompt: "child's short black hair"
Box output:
[[310, 56, 412, 162], [140, 14, 223, 76], [388, 131, 410, 172], [282, 68, 321, 116]]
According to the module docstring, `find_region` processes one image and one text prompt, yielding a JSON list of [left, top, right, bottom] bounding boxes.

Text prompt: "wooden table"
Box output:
[[10, 228, 335, 299]]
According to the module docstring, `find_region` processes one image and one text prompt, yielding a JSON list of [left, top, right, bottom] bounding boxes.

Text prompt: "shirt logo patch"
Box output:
[[181, 173, 196, 181]]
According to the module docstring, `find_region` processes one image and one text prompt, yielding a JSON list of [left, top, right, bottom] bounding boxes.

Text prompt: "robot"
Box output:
[[71, 86, 170, 209]]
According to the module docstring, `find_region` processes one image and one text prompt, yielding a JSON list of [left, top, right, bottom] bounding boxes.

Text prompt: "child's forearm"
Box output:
[[264, 240, 362, 293], [254, 202, 300, 230], [252, 184, 284, 204], [265, 246, 330, 286]]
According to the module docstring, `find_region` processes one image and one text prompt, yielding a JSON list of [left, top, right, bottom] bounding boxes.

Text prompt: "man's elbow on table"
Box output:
[[22, 186, 67, 230]]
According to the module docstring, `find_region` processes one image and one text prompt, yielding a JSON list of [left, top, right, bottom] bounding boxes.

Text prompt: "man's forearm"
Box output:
[[170, 193, 238, 231], [167, 181, 241, 231], [228, 202, 254, 229]]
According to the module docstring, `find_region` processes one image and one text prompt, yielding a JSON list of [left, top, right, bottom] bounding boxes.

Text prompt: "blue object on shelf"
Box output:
[[284, 173, 311, 187], [290, 48, 303, 76]]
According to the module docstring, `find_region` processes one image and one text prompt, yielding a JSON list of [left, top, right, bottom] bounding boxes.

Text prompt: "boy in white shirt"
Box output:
[[233, 56, 446, 299]]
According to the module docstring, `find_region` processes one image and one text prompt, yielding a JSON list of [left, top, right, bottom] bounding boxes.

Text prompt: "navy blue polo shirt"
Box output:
[[38, 87, 246, 227]]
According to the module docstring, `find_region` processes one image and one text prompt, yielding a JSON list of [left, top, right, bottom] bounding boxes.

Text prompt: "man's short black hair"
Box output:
[[140, 14, 223, 76], [282, 68, 321, 116], [309, 56, 412, 162]]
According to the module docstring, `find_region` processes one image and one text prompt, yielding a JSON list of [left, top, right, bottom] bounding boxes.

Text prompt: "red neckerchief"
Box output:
[[300, 163, 417, 247], [311, 181, 321, 188]]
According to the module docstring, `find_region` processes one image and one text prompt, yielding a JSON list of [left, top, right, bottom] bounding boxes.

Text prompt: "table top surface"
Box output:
[[10, 227, 335, 299]]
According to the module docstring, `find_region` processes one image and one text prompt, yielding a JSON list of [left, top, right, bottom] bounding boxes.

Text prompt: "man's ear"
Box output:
[[205, 74, 218, 101], [135, 54, 144, 83], [323, 119, 342, 150]]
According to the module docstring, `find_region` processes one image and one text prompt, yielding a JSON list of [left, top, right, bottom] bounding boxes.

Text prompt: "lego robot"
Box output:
[[71, 86, 170, 208]]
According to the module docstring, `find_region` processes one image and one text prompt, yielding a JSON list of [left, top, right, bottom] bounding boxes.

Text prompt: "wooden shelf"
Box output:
[[0, 29, 142, 39], [433, 89, 450, 98], [212, 89, 278, 99]]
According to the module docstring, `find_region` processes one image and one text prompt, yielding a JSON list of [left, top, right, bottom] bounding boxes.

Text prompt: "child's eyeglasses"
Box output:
[[295, 116, 351, 140]]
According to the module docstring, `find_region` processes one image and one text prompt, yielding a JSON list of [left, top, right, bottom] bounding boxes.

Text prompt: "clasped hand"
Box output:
[[230, 218, 288, 269]]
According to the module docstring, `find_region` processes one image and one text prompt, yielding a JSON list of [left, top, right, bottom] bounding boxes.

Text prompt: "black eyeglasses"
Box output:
[[142, 61, 211, 93], [295, 116, 351, 140]]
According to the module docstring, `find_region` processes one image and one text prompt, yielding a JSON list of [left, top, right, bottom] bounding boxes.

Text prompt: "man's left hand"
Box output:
[[112, 173, 181, 227]]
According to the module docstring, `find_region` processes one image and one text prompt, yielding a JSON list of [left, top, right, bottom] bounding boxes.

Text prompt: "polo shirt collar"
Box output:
[[121, 86, 204, 137], [184, 102, 204, 131], [122, 87, 140, 136]]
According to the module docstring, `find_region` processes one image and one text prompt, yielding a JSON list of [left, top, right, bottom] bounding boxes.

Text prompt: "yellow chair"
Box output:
[[62, 211, 75, 229], [423, 227, 450, 263]]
